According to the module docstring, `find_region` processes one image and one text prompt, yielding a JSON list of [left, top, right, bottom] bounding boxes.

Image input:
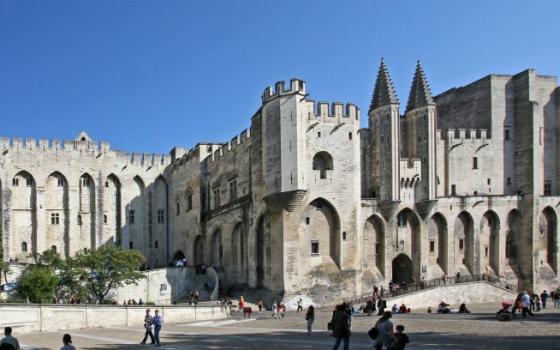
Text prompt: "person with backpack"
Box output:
[[0, 327, 20, 350], [374, 311, 394, 350], [331, 303, 351, 350]]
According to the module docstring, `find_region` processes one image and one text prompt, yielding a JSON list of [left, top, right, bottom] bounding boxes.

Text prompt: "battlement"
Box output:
[[0, 136, 172, 168], [310, 102, 360, 122], [0, 136, 110, 153], [261, 78, 307, 104], [208, 128, 252, 163], [436, 128, 490, 143]]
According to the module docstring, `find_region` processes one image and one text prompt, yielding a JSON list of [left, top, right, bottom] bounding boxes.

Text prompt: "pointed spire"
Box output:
[[369, 58, 399, 113], [406, 60, 435, 113]]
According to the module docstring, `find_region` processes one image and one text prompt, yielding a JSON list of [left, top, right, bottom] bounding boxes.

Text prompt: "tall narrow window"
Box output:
[[473, 157, 478, 169], [186, 190, 193, 211], [129, 241, 133, 249], [157, 209, 165, 224], [26, 178, 32, 187], [451, 185, 456, 196], [51, 245, 57, 254], [77, 214, 82, 225], [21, 242, 28, 253], [103, 214, 108, 224], [57, 178, 64, 187], [213, 188, 221, 209], [12, 178, 19, 186], [129, 210, 135, 224], [507, 177, 512, 186], [176, 201, 180, 215], [544, 181, 552, 195], [429, 240, 435, 253], [229, 180, 238, 201], [505, 129, 510, 140], [459, 239, 464, 250]]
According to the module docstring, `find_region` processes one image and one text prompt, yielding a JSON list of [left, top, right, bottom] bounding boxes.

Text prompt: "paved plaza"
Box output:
[[11, 303, 560, 350]]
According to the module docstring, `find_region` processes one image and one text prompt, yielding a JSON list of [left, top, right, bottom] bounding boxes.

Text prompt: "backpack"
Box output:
[[368, 326, 379, 339]]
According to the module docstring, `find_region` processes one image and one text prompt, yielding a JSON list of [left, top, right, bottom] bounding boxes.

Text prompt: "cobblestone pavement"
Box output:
[[12, 303, 560, 350]]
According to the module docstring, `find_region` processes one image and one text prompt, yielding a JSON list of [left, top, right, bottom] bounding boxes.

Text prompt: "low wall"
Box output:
[[0, 304, 229, 333], [386, 281, 517, 309]]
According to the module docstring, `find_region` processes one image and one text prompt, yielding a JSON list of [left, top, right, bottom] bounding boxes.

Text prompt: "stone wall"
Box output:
[[0, 304, 228, 333]]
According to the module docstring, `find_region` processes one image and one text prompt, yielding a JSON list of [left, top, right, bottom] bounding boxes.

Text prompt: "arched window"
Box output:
[[21, 242, 28, 253], [51, 245, 57, 254], [312, 152, 334, 179]]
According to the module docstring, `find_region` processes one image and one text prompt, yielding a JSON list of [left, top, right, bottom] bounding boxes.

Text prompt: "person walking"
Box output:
[[297, 298, 303, 312], [152, 309, 164, 347], [305, 305, 315, 335], [140, 308, 155, 345], [374, 311, 394, 350], [59, 334, 76, 350], [540, 290, 549, 309], [521, 291, 535, 317], [0, 327, 20, 350], [331, 304, 351, 350]]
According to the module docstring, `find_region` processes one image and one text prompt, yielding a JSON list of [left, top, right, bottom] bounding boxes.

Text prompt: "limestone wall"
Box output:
[[0, 304, 228, 333]]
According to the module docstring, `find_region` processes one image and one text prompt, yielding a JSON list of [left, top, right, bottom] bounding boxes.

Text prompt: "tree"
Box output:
[[73, 246, 145, 303], [18, 266, 58, 303], [0, 260, 10, 285]]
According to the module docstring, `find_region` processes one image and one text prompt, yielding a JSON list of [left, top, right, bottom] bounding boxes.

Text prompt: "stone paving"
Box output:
[[10, 303, 560, 350]]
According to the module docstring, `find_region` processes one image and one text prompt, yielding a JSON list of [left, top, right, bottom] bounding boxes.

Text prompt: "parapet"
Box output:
[[0, 136, 109, 153], [311, 102, 360, 122], [436, 128, 490, 143], [261, 78, 307, 104]]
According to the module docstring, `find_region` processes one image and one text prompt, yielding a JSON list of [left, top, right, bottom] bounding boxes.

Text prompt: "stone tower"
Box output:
[[368, 59, 401, 203], [404, 61, 437, 202]]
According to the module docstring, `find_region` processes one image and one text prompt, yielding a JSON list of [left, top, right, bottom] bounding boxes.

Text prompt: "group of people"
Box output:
[[1, 327, 75, 350], [391, 303, 411, 314], [361, 296, 388, 316], [271, 300, 287, 318], [140, 308, 164, 346], [329, 303, 410, 350]]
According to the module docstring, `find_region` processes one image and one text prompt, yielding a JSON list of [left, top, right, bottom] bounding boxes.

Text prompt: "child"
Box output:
[[392, 324, 410, 350]]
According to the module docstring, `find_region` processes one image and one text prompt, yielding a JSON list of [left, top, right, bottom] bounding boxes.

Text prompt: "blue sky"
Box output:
[[1, 0, 559, 153]]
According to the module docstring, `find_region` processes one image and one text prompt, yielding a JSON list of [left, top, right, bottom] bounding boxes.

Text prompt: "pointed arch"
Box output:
[[79, 173, 96, 250], [302, 198, 342, 268], [312, 152, 334, 179], [104, 174, 122, 247], [392, 253, 413, 284], [255, 215, 270, 288], [540, 207, 557, 272], [152, 175, 169, 267], [11, 171, 37, 258], [127, 175, 146, 255], [454, 211, 474, 274], [210, 229, 223, 268], [506, 209, 522, 279], [394, 208, 421, 280], [429, 212, 448, 274], [45, 171, 70, 257], [481, 210, 500, 275], [231, 222, 246, 282], [193, 235, 204, 265], [363, 214, 385, 276]]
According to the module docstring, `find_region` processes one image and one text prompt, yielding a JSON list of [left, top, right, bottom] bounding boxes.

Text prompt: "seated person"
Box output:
[[437, 301, 450, 314], [399, 303, 408, 314], [458, 303, 471, 313], [427, 306, 432, 313], [392, 304, 400, 313]]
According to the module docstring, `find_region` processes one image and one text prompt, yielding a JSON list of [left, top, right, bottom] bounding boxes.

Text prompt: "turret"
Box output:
[[404, 60, 437, 200], [368, 58, 400, 202]]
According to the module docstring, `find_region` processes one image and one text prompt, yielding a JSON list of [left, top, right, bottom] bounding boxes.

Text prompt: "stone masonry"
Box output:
[[1, 59, 559, 302]]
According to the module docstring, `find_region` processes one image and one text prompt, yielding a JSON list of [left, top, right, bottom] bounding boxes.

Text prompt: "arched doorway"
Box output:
[[481, 211, 500, 275], [428, 213, 447, 274], [173, 250, 186, 262], [392, 254, 413, 284], [363, 215, 385, 275], [506, 210, 522, 279], [393, 208, 421, 280], [301, 198, 341, 267], [193, 235, 204, 265], [454, 211, 474, 274], [231, 223, 246, 282], [210, 230, 222, 268]]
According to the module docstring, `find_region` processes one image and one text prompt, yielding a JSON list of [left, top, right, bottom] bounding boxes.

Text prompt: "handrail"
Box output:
[[349, 274, 517, 304]]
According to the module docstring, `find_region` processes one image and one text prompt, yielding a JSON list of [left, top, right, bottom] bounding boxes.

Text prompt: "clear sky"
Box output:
[[1, 0, 559, 154]]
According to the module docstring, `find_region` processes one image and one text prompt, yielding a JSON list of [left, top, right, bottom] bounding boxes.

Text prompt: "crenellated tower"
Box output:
[[404, 61, 437, 202], [368, 59, 401, 203]]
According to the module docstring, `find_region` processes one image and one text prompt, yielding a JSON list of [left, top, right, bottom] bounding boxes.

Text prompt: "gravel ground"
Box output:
[[12, 303, 560, 350]]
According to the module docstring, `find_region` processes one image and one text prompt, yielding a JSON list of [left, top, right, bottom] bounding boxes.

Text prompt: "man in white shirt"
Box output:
[[1, 327, 21, 350], [521, 291, 535, 317]]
